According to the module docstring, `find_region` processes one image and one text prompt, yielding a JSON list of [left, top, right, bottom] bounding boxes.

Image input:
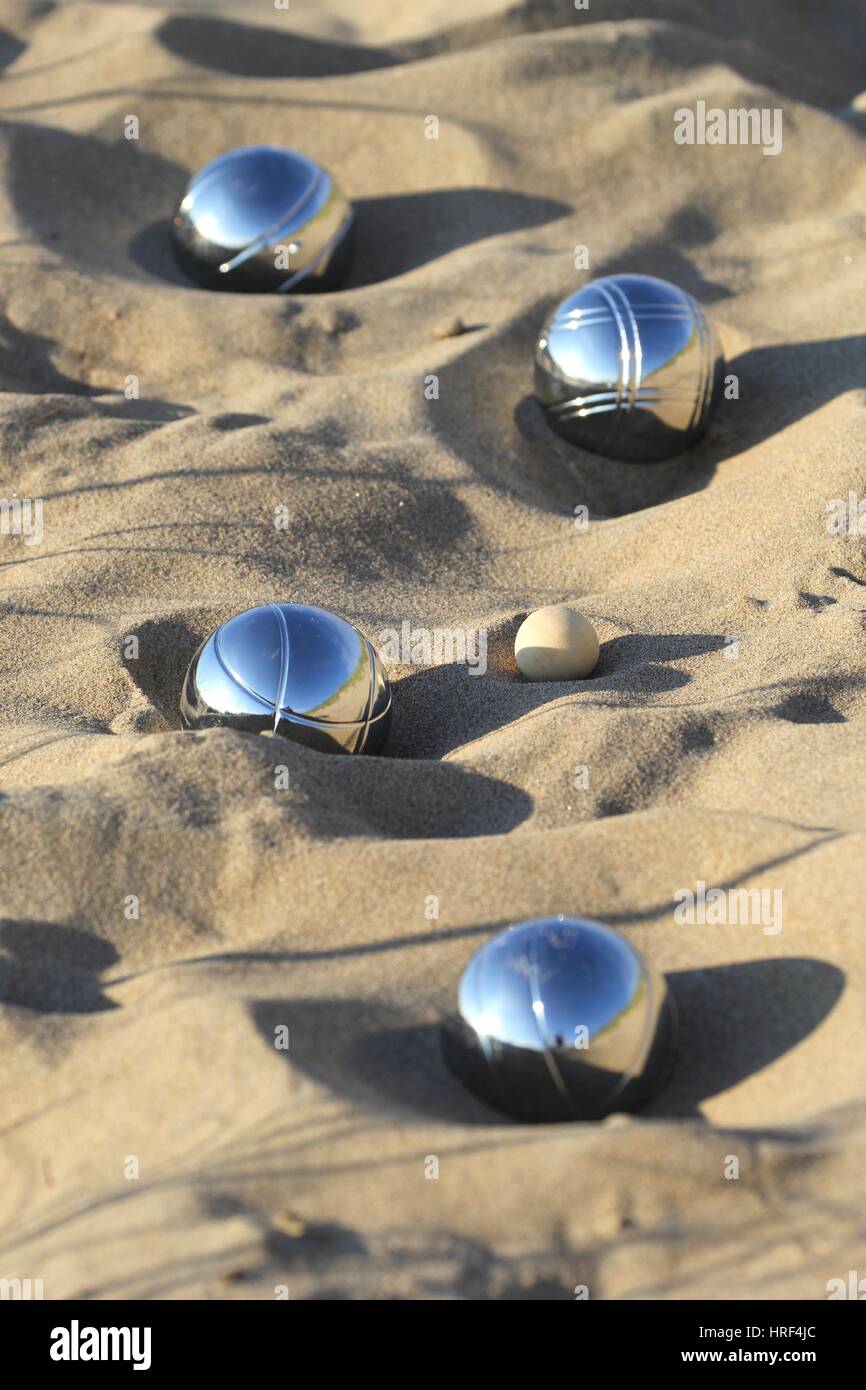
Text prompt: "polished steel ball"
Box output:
[[442, 917, 676, 1122], [180, 603, 391, 754], [535, 273, 724, 462], [171, 145, 354, 292]]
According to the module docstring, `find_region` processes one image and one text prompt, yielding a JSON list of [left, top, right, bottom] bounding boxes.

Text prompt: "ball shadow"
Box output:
[[346, 189, 571, 288], [124, 614, 204, 729], [4, 120, 188, 284], [0, 919, 119, 1014], [0, 26, 25, 73], [156, 15, 400, 78], [651, 957, 846, 1120], [132, 188, 569, 294], [251, 955, 844, 1128], [513, 394, 720, 516], [514, 329, 866, 516], [128, 218, 190, 287], [386, 632, 726, 760], [251, 997, 507, 1125]]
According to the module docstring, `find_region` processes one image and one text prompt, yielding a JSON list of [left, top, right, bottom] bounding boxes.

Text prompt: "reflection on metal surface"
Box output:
[[171, 145, 354, 292], [180, 603, 391, 754], [443, 917, 676, 1121], [535, 274, 723, 461]]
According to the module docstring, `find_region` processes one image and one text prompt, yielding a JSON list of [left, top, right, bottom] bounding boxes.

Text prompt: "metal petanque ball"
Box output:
[[534, 273, 724, 462], [171, 145, 354, 293], [442, 917, 676, 1122], [180, 603, 391, 755]]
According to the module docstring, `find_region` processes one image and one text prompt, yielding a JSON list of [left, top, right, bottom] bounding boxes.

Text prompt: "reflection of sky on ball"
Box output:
[[281, 607, 369, 720], [185, 147, 318, 251], [188, 177, 277, 251], [213, 604, 370, 723], [547, 284, 700, 390], [459, 920, 644, 1054], [181, 147, 339, 266]]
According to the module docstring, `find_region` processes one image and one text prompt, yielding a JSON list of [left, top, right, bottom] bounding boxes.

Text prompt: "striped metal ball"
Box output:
[[171, 145, 354, 293], [535, 273, 724, 462], [180, 603, 391, 755]]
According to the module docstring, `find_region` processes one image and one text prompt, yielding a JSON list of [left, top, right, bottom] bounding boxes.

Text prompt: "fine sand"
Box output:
[[1, 0, 865, 1299]]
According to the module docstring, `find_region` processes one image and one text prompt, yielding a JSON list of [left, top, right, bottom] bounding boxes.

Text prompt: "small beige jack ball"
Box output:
[[514, 604, 599, 681]]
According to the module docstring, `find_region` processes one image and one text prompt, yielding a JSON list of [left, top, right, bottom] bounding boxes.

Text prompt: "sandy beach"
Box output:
[[1, 0, 865, 1299]]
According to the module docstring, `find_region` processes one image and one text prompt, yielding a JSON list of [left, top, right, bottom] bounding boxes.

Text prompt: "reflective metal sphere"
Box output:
[[171, 145, 354, 292], [535, 273, 724, 462], [180, 603, 391, 754], [442, 917, 676, 1122]]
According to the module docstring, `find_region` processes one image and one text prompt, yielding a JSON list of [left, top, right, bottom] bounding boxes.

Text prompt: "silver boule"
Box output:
[[442, 916, 676, 1121], [180, 603, 391, 754], [535, 273, 724, 462], [171, 144, 354, 292]]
